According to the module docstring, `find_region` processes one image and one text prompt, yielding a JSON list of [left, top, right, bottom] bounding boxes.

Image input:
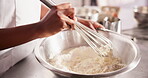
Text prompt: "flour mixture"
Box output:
[[49, 46, 125, 74]]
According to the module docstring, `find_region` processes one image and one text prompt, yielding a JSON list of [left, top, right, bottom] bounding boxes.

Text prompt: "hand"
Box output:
[[38, 3, 104, 38], [38, 3, 75, 37], [77, 18, 104, 30]]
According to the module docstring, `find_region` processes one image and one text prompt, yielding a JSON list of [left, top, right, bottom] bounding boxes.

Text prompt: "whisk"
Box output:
[[40, 0, 113, 56]]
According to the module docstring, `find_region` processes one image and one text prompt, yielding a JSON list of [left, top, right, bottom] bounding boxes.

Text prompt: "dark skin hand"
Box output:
[[40, 4, 104, 30], [0, 3, 104, 50]]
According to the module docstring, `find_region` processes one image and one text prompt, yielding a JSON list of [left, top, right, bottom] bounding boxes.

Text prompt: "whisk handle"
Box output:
[[40, 0, 56, 8]]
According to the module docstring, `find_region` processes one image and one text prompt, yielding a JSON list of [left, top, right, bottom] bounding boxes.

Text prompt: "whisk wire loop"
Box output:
[[74, 22, 113, 56]]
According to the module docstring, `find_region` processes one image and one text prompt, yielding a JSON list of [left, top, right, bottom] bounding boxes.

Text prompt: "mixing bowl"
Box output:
[[34, 29, 141, 78]]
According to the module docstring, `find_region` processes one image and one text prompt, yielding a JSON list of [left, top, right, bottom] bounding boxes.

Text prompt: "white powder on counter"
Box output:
[[49, 46, 125, 74]]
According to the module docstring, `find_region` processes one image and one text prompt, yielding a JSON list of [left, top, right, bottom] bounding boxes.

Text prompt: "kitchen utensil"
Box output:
[[34, 30, 141, 78], [134, 6, 148, 28], [103, 16, 121, 34], [40, 0, 113, 56]]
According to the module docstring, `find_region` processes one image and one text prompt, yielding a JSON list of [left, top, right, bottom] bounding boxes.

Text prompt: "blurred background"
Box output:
[[52, 0, 148, 30], [51, 0, 148, 40]]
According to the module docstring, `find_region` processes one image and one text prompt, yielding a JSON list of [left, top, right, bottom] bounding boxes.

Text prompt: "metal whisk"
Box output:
[[40, 0, 113, 56], [74, 22, 113, 56]]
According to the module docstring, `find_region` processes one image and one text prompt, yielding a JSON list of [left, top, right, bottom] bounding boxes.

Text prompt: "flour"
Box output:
[[49, 46, 125, 74]]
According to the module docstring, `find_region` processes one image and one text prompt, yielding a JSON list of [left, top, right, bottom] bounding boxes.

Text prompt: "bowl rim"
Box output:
[[34, 29, 141, 77]]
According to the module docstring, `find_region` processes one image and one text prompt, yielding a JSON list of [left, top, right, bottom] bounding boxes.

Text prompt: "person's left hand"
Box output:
[[63, 16, 105, 30], [63, 16, 105, 31], [76, 18, 104, 30]]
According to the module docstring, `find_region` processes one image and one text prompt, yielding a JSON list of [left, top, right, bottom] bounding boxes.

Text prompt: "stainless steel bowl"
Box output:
[[34, 30, 141, 78]]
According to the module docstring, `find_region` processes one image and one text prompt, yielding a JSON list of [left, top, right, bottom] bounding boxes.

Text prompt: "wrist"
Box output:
[[34, 22, 46, 38], [34, 21, 54, 38]]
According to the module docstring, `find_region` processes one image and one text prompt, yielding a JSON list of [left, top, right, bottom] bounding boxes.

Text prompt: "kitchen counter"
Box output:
[[1, 38, 148, 78]]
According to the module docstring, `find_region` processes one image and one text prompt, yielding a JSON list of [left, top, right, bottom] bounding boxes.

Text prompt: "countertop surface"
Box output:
[[1, 28, 148, 78]]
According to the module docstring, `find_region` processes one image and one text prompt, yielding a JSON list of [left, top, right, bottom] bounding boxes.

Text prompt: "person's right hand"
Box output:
[[37, 3, 75, 38]]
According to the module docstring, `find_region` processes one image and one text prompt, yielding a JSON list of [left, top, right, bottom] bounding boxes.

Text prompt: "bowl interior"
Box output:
[[34, 30, 140, 77]]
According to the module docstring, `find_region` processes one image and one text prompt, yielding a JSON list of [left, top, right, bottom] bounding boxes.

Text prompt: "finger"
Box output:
[[60, 8, 76, 29], [64, 8, 75, 20], [57, 12, 74, 29], [92, 22, 105, 29], [74, 17, 77, 21], [59, 14, 75, 30], [69, 16, 77, 30], [77, 18, 105, 29], [59, 13, 74, 24], [52, 3, 72, 10], [89, 22, 97, 32], [77, 18, 92, 29], [61, 21, 71, 30], [64, 19, 74, 30], [58, 8, 75, 20], [59, 19, 70, 30]]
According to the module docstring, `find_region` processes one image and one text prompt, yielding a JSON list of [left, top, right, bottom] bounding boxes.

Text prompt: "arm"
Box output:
[[0, 3, 104, 50], [0, 3, 74, 50], [0, 23, 41, 50]]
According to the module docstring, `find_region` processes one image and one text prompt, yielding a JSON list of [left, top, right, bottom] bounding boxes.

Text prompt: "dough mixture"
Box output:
[[49, 46, 125, 74]]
